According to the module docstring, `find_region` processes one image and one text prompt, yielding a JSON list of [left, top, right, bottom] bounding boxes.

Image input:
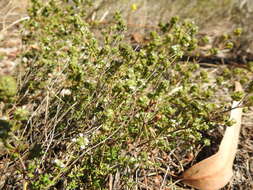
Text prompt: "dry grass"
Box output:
[[0, 0, 29, 75], [88, 0, 253, 53], [0, 0, 28, 30]]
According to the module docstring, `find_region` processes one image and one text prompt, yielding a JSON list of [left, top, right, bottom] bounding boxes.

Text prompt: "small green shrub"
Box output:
[[1, 0, 252, 189], [0, 75, 17, 100]]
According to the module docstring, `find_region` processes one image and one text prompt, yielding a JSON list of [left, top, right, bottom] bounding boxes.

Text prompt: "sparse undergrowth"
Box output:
[[1, 0, 253, 189]]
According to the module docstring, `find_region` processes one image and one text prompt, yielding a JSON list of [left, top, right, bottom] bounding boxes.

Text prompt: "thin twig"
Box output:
[[1, 16, 30, 33]]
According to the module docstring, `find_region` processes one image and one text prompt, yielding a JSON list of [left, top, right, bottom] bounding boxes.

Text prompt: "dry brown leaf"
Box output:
[[181, 81, 243, 190]]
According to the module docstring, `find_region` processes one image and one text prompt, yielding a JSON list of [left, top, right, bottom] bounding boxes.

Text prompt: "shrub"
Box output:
[[1, 0, 253, 189]]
